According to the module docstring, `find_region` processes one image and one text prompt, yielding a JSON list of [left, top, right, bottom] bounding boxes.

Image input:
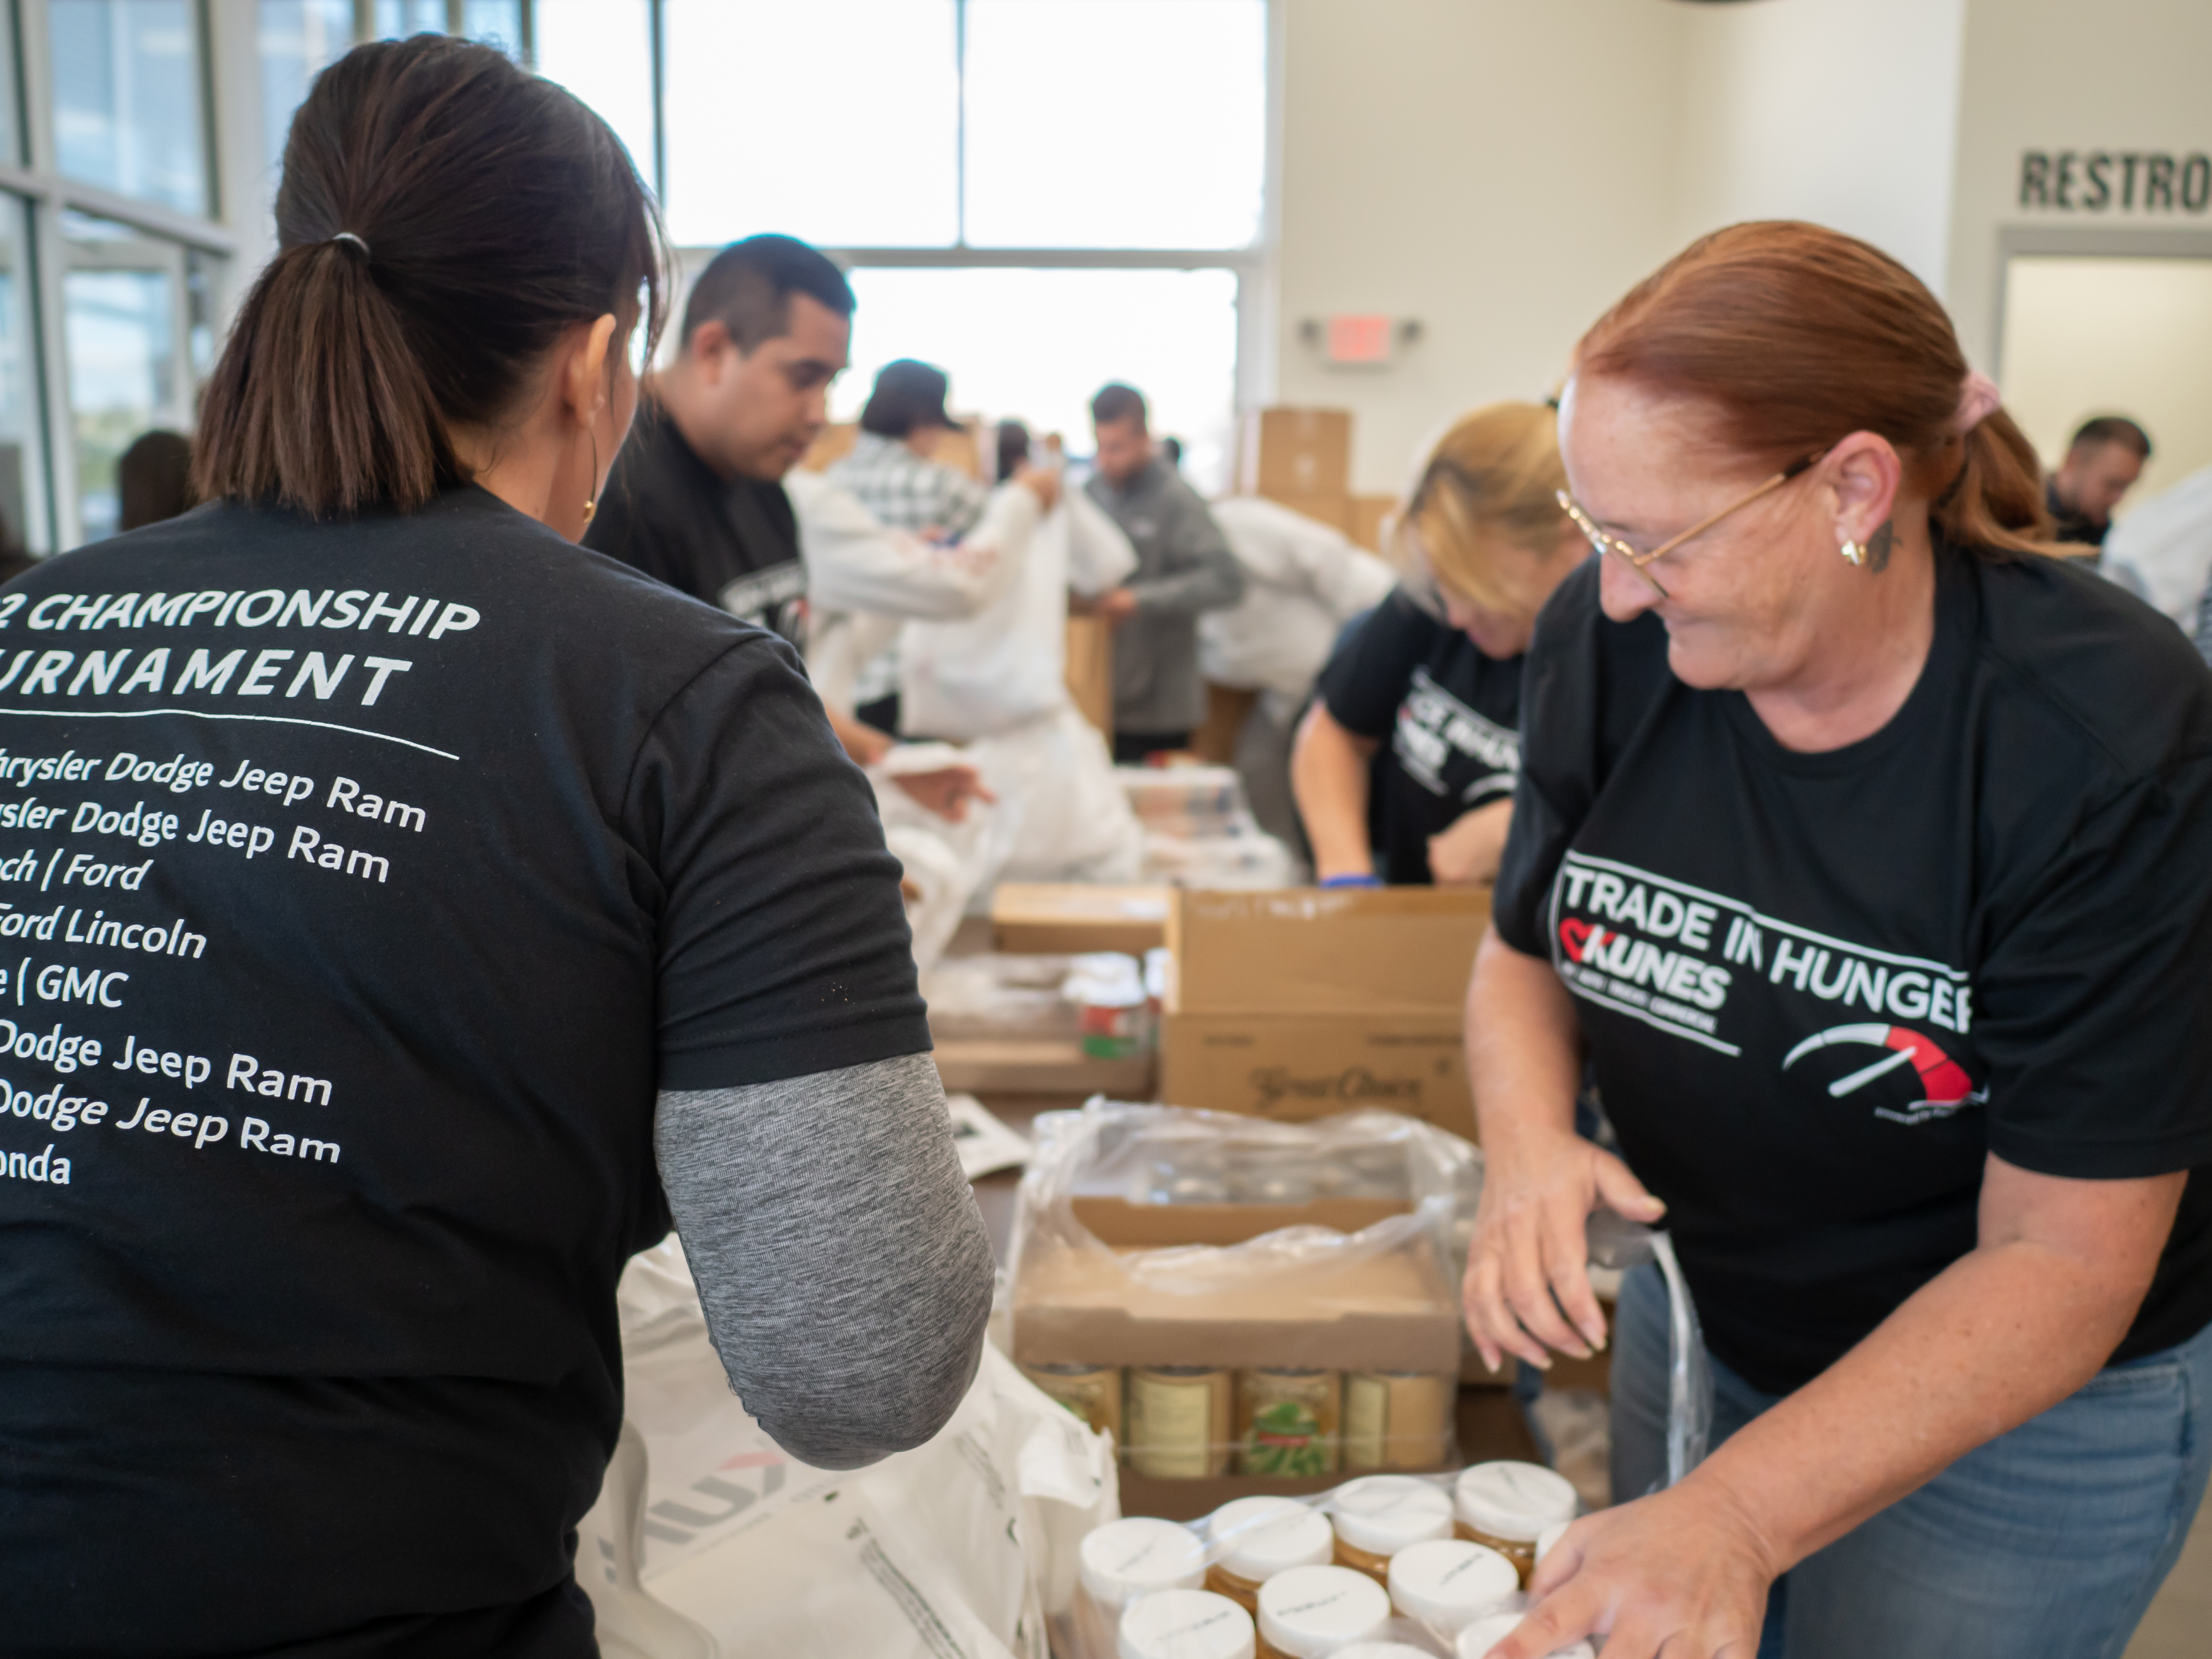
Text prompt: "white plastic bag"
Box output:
[[966, 705, 1147, 887], [577, 1240, 1120, 1659], [900, 490, 1136, 741]]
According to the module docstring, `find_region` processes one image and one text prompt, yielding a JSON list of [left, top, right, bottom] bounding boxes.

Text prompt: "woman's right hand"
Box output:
[[1463, 1126, 1665, 1368]]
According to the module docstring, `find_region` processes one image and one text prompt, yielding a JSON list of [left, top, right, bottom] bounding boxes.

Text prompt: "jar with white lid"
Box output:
[[1328, 1476, 1455, 1580], [1078, 1518, 1208, 1659], [1333, 1647, 1435, 1659], [1386, 1538, 1520, 1636], [1120, 1588, 1257, 1659], [1204, 1496, 1336, 1613], [1452, 1463, 1578, 1586], [1255, 1563, 1392, 1659], [1453, 1611, 1595, 1659]]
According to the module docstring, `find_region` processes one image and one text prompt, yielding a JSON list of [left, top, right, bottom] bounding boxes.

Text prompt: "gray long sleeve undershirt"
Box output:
[[653, 1052, 995, 1471]]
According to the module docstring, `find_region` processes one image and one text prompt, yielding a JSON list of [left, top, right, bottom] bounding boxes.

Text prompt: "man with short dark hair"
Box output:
[[1082, 382, 1244, 762], [2047, 414, 2152, 554], [586, 233, 853, 645]]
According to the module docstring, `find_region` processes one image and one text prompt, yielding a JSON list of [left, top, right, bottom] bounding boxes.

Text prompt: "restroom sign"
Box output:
[[2019, 150, 2212, 214]]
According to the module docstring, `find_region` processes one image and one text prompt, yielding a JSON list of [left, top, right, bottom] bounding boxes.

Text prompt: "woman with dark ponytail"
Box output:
[[0, 37, 989, 1656], [1464, 223, 2212, 1659]]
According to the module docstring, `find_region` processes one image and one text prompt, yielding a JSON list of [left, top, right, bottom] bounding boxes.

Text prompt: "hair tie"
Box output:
[[329, 231, 371, 260], [1953, 369, 2001, 436]]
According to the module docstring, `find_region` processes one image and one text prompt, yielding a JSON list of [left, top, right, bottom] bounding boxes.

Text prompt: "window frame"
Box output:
[[11, 0, 234, 548]]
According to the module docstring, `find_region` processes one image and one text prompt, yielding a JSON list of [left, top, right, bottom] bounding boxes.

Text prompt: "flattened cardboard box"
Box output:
[[1167, 888, 1490, 1017], [1012, 1195, 1461, 1376], [992, 882, 1172, 957], [1159, 1010, 1474, 1143]]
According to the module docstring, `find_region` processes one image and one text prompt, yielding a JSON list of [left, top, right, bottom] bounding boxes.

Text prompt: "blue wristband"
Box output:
[[1318, 873, 1383, 890]]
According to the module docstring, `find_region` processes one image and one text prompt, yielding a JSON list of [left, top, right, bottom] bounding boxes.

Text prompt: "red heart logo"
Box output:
[[1559, 919, 1593, 962]]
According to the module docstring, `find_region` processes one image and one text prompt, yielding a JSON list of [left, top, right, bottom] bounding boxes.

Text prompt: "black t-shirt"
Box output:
[[583, 400, 809, 644], [1316, 588, 1524, 885], [1494, 552, 2212, 1395], [2046, 477, 2109, 555], [0, 489, 928, 1653]]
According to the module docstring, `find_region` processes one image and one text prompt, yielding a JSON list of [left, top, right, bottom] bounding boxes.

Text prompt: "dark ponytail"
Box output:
[[195, 36, 665, 518]]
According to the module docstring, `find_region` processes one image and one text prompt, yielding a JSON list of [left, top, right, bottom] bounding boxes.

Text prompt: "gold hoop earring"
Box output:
[[582, 427, 600, 525], [1840, 539, 1863, 566]]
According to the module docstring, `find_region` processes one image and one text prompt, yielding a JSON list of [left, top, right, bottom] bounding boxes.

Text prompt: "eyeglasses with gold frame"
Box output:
[[1555, 449, 1827, 600]]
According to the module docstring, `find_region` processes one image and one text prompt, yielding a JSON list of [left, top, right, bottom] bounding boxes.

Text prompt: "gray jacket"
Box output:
[[1085, 457, 1246, 733]]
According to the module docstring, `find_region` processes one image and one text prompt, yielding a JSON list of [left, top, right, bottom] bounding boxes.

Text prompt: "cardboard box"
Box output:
[[1238, 407, 1352, 497], [1254, 489, 1351, 534], [1348, 494, 1398, 554], [1193, 682, 1260, 765], [1159, 1010, 1473, 1141], [931, 1038, 1153, 1100], [798, 421, 857, 472], [992, 883, 1173, 956], [1063, 614, 1114, 740], [1159, 888, 1488, 1140], [1167, 888, 1489, 1017], [1013, 1196, 1460, 1375]]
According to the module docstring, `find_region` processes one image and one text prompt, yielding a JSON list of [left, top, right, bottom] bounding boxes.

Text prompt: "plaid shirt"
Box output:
[[827, 432, 991, 540]]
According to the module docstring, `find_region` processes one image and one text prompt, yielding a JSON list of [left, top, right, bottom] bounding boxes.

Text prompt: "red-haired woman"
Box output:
[[1465, 222, 2212, 1659]]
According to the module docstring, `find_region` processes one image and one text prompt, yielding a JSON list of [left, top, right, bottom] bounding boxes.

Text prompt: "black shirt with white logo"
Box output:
[[1317, 588, 1523, 885], [0, 489, 927, 1651], [1494, 551, 2212, 1395], [584, 399, 810, 644]]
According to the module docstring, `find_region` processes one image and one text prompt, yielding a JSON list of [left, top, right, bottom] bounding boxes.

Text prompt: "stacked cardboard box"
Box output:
[[1158, 888, 1487, 1142], [1236, 407, 1352, 533]]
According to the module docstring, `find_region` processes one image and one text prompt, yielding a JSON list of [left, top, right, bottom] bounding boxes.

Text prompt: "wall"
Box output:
[[1268, 0, 1690, 494], [1671, 0, 1967, 294], [1946, 0, 2212, 376]]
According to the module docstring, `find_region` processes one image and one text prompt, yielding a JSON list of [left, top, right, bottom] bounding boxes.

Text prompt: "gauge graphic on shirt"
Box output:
[[1781, 1023, 1982, 1124]]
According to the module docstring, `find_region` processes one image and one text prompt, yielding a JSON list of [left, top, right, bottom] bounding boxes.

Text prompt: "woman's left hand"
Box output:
[[1480, 1477, 1782, 1659], [1427, 797, 1514, 886]]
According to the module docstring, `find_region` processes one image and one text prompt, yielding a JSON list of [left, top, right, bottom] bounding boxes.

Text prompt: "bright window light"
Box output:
[[535, 0, 657, 191], [834, 266, 1241, 493], [963, 0, 1266, 249], [661, 0, 959, 249]]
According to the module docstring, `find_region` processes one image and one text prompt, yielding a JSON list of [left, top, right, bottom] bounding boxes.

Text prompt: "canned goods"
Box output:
[[1342, 1371, 1452, 1472], [1020, 1362, 1123, 1442], [1234, 1368, 1340, 1477], [1127, 1366, 1234, 1479]]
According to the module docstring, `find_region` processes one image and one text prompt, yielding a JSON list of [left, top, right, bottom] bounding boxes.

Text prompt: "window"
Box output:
[[660, 0, 958, 250], [836, 267, 1241, 490], [63, 210, 195, 542], [962, 0, 1266, 249], [257, 0, 352, 188], [0, 195, 49, 555], [49, 0, 212, 215], [533, 0, 654, 189]]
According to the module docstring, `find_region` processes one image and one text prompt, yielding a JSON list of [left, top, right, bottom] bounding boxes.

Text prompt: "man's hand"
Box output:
[[1014, 464, 1062, 513], [1428, 797, 1516, 887], [829, 707, 894, 768], [890, 765, 996, 824], [1082, 587, 1140, 627]]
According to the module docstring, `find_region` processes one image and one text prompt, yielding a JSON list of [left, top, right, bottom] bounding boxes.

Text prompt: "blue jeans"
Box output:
[[1610, 1262, 2212, 1659]]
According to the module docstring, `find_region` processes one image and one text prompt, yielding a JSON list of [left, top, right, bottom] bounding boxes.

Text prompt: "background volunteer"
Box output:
[[0, 38, 991, 1654], [1292, 403, 1585, 889], [827, 358, 992, 736], [1081, 381, 1246, 762], [1468, 223, 2212, 1659]]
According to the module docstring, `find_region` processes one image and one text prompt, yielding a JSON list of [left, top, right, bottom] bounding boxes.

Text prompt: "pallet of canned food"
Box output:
[[1065, 1464, 1590, 1659], [1009, 1103, 1473, 1522]]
